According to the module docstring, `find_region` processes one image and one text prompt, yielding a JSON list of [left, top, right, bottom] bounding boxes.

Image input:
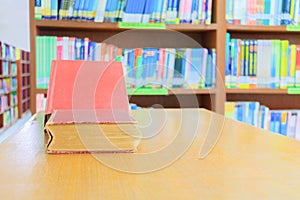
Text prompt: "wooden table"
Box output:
[[1, 108, 300, 199]]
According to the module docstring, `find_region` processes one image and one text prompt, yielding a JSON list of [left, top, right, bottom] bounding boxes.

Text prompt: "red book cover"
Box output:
[[45, 60, 129, 115]]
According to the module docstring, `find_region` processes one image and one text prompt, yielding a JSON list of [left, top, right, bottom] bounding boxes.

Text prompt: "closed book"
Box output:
[[45, 109, 141, 153], [44, 60, 138, 153], [45, 60, 130, 115]]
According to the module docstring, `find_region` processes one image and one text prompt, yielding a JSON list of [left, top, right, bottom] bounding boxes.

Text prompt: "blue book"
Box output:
[[275, 0, 283, 25], [225, 33, 231, 88], [155, 0, 164, 22], [142, 0, 156, 23], [50, 0, 58, 19], [88, 41, 96, 60], [82, 0, 90, 20], [281, 0, 291, 25], [136, 0, 147, 22], [262, 0, 271, 25], [270, 112, 276, 132], [187, 48, 202, 88], [80, 38, 85, 60], [236, 103, 243, 122], [109, 0, 120, 22], [72, 0, 81, 20], [274, 112, 281, 134], [260, 106, 266, 129], [77, 0, 86, 20], [123, 0, 133, 22], [86, 0, 96, 21], [191, 0, 198, 24]]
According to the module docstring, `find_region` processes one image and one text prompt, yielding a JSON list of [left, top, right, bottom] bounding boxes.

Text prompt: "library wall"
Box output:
[[0, 0, 30, 51]]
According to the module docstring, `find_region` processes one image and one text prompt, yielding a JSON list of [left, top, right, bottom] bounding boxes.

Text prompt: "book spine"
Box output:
[[296, 45, 300, 87], [51, 0, 59, 19], [280, 40, 289, 89], [35, 0, 42, 20]]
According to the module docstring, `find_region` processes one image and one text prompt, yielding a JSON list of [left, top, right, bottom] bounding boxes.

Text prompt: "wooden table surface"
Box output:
[[1, 108, 300, 199]]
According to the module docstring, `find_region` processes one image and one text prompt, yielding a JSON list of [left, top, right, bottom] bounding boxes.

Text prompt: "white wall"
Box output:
[[0, 0, 30, 51]]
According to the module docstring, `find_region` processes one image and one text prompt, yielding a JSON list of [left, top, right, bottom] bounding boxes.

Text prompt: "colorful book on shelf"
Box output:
[[44, 60, 140, 153]]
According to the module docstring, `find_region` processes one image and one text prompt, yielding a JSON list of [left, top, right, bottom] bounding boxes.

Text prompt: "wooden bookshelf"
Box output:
[[29, 0, 300, 114], [29, 0, 226, 114], [17, 50, 30, 118], [0, 43, 19, 130]]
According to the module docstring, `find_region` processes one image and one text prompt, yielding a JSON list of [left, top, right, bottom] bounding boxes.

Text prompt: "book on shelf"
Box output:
[[34, 0, 213, 25], [225, 101, 300, 141], [226, 34, 300, 89], [35, 35, 216, 91], [44, 59, 141, 153], [226, 0, 300, 26]]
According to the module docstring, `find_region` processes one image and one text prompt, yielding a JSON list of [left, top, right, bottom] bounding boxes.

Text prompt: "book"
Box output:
[[44, 60, 140, 153], [45, 60, 130, 115], [44, 109, 141, 153]]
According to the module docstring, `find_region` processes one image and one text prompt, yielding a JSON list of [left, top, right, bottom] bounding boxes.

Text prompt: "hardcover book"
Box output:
[[44, 60, 140, 153], [45, 109, 141, 153]]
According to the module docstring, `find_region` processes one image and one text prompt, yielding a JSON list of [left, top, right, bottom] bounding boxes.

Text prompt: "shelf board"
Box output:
[[34, 20, 217, 32], [226, 88, 289, 94], [169, 88, 216, 94], [166, 24, 217, 32], [227, 24, 289, 32], [35, 89, 47, 94], [34, 87, 216, 96]]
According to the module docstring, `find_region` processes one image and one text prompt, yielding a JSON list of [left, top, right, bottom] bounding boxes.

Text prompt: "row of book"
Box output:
[[0, 96, 9, 113], [226, 0, 300, 26], [0, 92, 18, 114], [35, 0, 213, 24], [0, 78, 18, 94], [0, 42, 16, 61], [1, 107, 18, 128], [225, 35, 300, 89], [225, 101, 300, 140], [123, 47, 216, 89], [0, 61, 17, 77], [36, 36, 216, 89]]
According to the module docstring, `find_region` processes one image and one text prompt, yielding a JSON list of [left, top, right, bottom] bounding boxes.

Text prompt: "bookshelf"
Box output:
[[29, 0, 227, 114], [17, 50, 31, 118], [226, 25, 300, 110], [29, 1, 300, 115], [0, 42, 18, 130]]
